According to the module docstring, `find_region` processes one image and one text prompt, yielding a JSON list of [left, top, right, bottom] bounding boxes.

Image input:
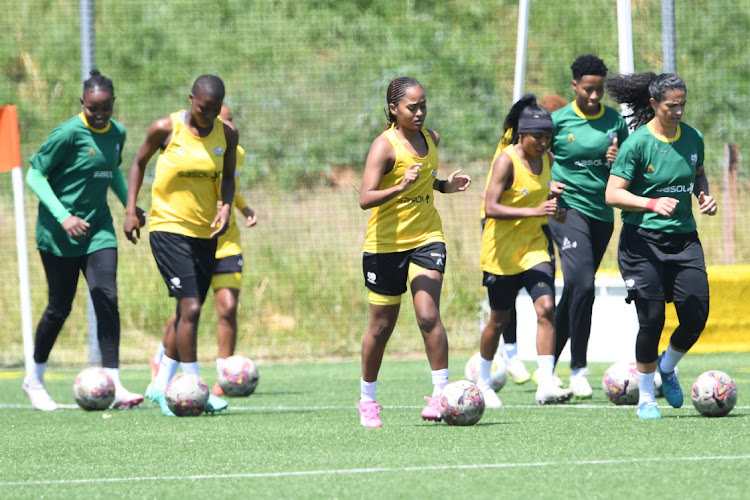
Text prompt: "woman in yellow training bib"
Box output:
[[478, 94, 572, 407], [123, 75, 237, 416], [357, 77, 471, 428], [150, 104, 258, 397]]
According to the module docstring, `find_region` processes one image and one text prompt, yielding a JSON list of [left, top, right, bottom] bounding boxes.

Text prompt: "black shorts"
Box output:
[[362, 241, 447, 296], [483, 261, 554, 310], [618, 224, 708, 303], [149, 231, 217, 302], [214, 254, 243, 275]]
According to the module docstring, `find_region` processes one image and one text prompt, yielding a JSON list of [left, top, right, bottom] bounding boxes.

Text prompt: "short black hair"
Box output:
[[191, 74, 225, 101], [570, 55, 608, 80]]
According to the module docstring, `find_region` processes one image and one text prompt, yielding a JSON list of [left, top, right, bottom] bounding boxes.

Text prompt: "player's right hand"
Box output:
[[123, 212, 141, 244], [62, 215, 90, 240], [401, 163, 421, 189]]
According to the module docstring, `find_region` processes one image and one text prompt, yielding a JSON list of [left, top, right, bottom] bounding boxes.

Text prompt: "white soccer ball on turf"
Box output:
[[602, 361, 639, 405], [464, 352, 507, 391], [73, 367, 116, 411], [165, 373, 209, 417], [218, 355, 260, 397], [691, 370, 738, 418], [439, 380, 485, 426]]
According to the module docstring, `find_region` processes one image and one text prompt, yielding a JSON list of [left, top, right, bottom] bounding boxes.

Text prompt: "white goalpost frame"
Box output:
[[512, 0, 530, 102]]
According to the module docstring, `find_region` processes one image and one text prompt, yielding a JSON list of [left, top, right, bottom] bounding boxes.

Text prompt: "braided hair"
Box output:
[[384, 77, 422, 130], [606, 72, 686, 129], [82, 69, 114, 96], [570, 55, 608, 80]]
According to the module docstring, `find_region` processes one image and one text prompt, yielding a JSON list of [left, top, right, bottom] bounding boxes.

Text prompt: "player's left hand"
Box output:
[[245, 208, 258, 227], [210, 203, 232, 238], [698, 191, 718, 216], [446, 169, 471, 193]]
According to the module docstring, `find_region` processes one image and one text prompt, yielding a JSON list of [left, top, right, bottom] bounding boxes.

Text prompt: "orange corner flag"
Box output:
[[0, 105, 22, 173]]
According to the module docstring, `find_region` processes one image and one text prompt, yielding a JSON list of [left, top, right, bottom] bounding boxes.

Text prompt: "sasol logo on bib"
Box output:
[[656, 182, 694, 194]]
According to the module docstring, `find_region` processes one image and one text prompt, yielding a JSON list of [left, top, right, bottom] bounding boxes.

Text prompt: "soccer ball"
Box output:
[[73, 367, 115, 411], [439, 380, 485, 426], [165, 374, 209, 417], [218, 355, 260, 397], [464, 352, 507, 391], [691, 370, 738, 417], [602, 361, 639, 405]]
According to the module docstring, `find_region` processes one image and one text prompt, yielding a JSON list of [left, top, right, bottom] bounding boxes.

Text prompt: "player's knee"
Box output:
[[416, 313, 440, 335]]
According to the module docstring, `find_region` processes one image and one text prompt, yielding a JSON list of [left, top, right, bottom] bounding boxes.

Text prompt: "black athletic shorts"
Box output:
[[362, 241, 447, 296], [214, 254, 243, 275], [618, 223, 708, 303], [483, 261, 554, 310], [149, 231, 217, 302]]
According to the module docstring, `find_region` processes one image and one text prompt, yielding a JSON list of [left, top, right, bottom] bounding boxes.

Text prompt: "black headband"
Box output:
[[517, 114, 553, 133]]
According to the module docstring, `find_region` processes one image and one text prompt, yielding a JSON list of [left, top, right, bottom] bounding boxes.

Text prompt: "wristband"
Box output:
[[438, 180, 447, 193], [645, 198, 658, 212]]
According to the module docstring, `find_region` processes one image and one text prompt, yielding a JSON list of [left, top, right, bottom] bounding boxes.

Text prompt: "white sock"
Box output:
[[478, 356, 493, 388], [102, 367, 122, 389], [536, 355, 555, 386], [25, 362, 46, 385], [659, 346, 685, 373], [181, 361, 200, 376], [431, 368, 449, 398], [154, 343, 166, 365], [571, 367, 587, 378], [360, 378, 377, 403], [153, 356, 179, 393], [504, 343, 518, 360], [216, 358, 226, 379], [638, 371, 656, 405]]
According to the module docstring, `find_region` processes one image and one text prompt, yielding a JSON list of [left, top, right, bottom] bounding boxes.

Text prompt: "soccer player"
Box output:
[[479, 94, 568, 387], [150, 104, 258, 397], [478, 94, 573, 407], [124, 75, 238, 416], [547, 55, 630, 398], [605, 72, 717, 419], [357, 77, 471, 427], [23, 70, 144, 411]]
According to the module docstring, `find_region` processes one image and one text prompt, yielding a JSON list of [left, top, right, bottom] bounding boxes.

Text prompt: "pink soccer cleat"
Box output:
[[421, 396, 443, 422], [358, 401, 382, 428]]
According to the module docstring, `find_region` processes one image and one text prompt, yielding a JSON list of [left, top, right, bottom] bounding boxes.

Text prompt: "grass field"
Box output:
[[1, 353, 748, 498]]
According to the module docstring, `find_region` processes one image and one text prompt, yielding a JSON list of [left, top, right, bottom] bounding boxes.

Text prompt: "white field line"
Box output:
[[1, 403, 750, 411], [1, 455, 750, 487]]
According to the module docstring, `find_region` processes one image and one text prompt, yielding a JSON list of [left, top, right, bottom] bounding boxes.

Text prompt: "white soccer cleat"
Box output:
[[23, 382, 58, 411], [506, 357, 531, 384], [111, 387, 144, 409], [535, 384, 574, 405], [477, 382, 502, 408], [569, 369, 593, 400]]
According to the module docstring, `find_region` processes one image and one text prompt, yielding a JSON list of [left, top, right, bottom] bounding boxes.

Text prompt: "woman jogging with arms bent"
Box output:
[[357, 77, 471, 428], [605, 72, 716, 419]]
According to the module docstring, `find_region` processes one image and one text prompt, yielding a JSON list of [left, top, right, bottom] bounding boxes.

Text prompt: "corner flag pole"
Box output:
[[0, 105, 34, 377]]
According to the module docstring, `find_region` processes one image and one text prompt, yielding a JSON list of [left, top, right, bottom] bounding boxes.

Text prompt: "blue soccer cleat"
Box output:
[[204, 394, 228, 414], [637, 401, 662, 419], [151, 391, 175, 417], [657, 353, 683, 408]]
